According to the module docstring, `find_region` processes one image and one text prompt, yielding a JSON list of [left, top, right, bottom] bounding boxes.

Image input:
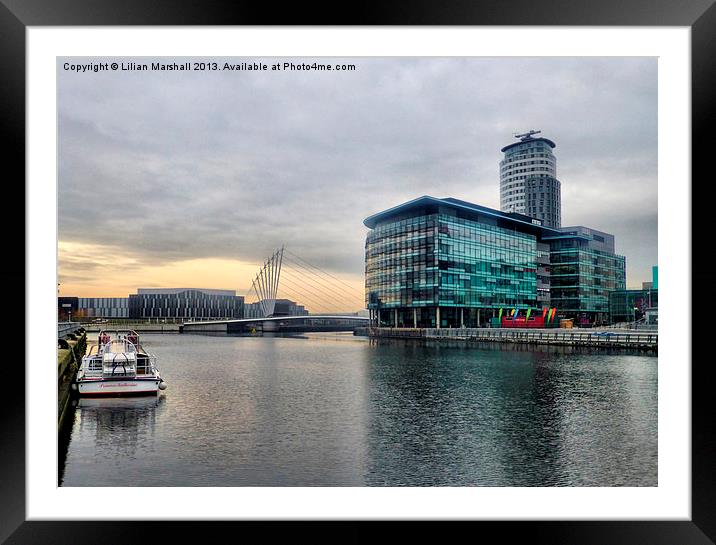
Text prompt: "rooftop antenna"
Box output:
[[513, 130, 541, 141]]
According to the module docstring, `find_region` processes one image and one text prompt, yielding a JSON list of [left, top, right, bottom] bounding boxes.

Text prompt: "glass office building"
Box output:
[[365, 196, 551, 328], [365, 197, 626, 328], [546, 226, 626, 325], [609, 288, 657, 324]]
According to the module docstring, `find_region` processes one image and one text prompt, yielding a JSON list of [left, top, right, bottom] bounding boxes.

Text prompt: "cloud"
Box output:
[[58, 56, 657, 289]]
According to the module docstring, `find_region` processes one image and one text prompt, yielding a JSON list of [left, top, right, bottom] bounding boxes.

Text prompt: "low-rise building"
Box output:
[[57, 296, 78, 321], [77, 297, 130, 318], [128, 288, 244, 320], [244, 299, 308, 318]]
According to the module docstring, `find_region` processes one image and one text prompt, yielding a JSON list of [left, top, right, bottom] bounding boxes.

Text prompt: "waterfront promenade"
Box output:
[[360, 327, 657, 351], [82, 323, 181, 333]]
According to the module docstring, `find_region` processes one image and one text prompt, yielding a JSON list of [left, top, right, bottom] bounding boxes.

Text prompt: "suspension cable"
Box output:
[[281, 263, 362, 309], [284, 249, 364, 298], [277, 273, 350, 313], [275, 279, 336, 314]]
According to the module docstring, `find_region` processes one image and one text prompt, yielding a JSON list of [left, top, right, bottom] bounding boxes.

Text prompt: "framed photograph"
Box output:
[[4, 0, 714, 542]]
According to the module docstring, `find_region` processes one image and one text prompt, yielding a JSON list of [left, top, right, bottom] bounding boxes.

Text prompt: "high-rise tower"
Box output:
[[500, 130, 561, 228]]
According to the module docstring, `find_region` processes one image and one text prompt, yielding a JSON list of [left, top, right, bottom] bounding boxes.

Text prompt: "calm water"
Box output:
[[59, 333, 657, 486]]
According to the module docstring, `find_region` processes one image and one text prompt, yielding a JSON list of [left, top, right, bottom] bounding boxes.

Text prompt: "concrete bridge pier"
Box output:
[[262, 320, 279, 332]]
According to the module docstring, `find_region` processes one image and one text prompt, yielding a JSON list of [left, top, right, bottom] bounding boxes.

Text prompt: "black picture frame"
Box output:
[[2, 1, 713, 543]]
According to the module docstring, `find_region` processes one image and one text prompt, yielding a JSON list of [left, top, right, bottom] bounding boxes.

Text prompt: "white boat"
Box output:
[[75, 329, 166, 396]]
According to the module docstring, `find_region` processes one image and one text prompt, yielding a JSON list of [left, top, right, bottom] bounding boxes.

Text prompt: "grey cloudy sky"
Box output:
[[59, 56, 657, 293]]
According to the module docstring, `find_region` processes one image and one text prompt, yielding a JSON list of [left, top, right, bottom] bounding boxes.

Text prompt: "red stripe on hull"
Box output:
[[78, 377, 159, 381], [79, 390, 158, 397]]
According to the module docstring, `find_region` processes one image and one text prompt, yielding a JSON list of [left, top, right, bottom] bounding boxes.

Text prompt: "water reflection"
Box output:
[[60, 396, 166, 486], [364, 339, 656, 486], [75, 396, 166, 453], [60, 333, 657, 487]]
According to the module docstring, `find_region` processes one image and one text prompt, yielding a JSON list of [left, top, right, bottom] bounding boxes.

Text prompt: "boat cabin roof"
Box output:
[[87, 340, 150, 357], [103, 351, 136, 363]]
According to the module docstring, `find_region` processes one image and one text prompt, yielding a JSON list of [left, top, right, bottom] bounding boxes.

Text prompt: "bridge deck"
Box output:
[[183, 315, 370, 326]]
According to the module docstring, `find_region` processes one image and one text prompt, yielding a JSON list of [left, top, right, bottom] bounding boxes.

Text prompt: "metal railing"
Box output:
[[83, 358, 104, 377], [81, 344, 157, 377], [58, 322, 79, 338], [369, 327, 657, 348], [603, 322, 658, 332], [78, 317, 237, 325]]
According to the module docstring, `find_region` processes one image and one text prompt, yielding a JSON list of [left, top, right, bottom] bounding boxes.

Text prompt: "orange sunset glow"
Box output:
[[58, 240, 365, 312]]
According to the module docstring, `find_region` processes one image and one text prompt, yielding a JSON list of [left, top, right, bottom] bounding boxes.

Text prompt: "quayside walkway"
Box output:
[[360, 327, 657, 352]]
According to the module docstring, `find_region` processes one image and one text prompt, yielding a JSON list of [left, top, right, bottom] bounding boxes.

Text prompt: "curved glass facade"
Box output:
[[365, 205, 539, 328]]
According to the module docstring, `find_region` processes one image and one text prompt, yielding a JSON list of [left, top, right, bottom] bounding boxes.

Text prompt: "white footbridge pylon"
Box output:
[[250, 246, 284, 318]]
